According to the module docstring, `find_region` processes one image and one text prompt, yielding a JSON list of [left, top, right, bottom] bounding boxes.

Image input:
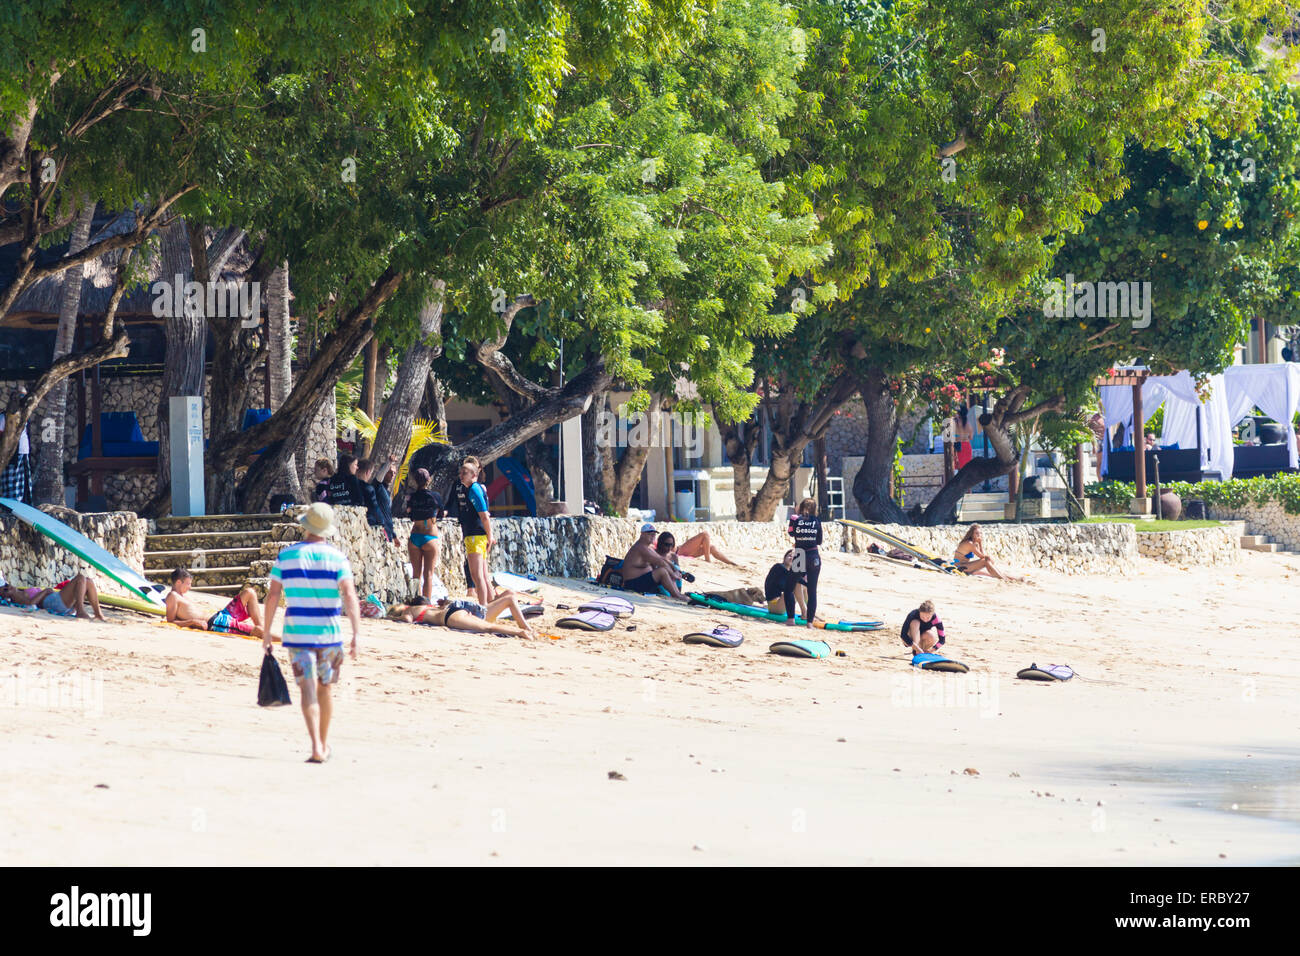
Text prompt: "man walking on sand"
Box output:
[[262, 503, 360, 763]]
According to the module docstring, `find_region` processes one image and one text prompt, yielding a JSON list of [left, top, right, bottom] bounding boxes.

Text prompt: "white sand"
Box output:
[[2, 547, 1298, 866]]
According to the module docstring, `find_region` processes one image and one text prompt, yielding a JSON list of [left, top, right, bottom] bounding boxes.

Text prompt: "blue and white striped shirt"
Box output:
[[270, 540, 353, 646]]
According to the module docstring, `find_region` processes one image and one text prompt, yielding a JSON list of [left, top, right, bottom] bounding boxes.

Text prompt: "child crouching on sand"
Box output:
[[900, 600, 945, 656]]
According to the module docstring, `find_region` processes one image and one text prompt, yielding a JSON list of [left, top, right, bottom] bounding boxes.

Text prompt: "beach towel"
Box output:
[[257, 650, 292, 706]]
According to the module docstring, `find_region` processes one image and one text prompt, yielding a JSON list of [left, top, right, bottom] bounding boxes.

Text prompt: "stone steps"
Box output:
[[153, 513, 282, 534], [145, 565, 253, 587], [1240, 534, 1281, 553], [145, 529, 273, 551], [144, 546, 262, 570], [958, 491, 1007, 522]]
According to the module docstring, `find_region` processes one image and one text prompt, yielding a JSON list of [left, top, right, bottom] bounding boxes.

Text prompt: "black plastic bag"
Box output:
[[258, 649, 292, 707]]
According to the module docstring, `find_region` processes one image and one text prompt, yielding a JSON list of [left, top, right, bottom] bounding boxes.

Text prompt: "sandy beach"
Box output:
[[2, 546, 1298, 866]]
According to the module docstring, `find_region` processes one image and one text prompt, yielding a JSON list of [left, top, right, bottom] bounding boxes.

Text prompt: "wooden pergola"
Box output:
[[1094, 369, 1152, 501]]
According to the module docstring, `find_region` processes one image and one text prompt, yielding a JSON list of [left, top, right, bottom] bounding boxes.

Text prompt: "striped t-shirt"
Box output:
[[270, 540, 354, 646]]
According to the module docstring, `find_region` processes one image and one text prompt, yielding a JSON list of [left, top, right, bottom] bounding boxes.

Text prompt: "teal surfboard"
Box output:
[[686, 593, 881, 631], [0, 498, 164, 606], [769, 640, 831, 659]]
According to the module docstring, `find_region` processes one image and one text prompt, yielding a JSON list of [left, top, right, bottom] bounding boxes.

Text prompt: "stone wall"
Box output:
[[1208, 501, 1300, 551], [1134, 522, 1243, 566], [0, 506, 148, 599]]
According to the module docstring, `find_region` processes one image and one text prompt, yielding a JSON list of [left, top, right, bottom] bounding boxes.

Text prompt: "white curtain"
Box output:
[[1103, 371, 1236, 478], [1223, 364, 1300, 469]]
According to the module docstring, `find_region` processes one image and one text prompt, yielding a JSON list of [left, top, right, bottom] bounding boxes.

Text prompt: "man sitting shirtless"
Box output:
[[619, 523, 688, 601], [165, 567, 266, 638]]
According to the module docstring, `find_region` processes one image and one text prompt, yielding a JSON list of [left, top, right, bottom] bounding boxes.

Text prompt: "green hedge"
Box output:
[[1086, 474, 1300, 515]]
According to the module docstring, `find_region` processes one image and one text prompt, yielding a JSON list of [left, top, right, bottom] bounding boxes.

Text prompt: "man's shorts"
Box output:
[[207, 595, 254, 635], [623, 570, 660, 594], [464, 534, 489, 556], [288, 645, 345, 686]]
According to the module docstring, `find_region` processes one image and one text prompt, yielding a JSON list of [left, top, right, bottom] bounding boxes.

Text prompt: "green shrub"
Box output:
[[1087, 474, 1300, 516]]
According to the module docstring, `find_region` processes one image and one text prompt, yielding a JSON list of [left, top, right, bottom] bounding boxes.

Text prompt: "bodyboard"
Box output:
[[578, 596, 635, 617], [1016, 663, 1074, 681], [769, 639, 831, 659], [911, 652, 970, 673], [683, 625, 743, 648], [556, 610, 616, 631], [0, 498, 164, 606]]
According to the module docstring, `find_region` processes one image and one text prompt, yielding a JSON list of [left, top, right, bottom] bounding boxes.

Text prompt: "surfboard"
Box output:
[[578, 596, 634, 617], [0, 498, 165, 606], [556, 610, 616, 631], [99, 593, 165, 616], [838, 518, 955, 572], [769, 639, 831, 659], [1017, 663, 1074, 681], [911, 652, 969, 673], [683, 625, 743, 648], [686, 593, 881, 631], [493, 571, 541, 593]]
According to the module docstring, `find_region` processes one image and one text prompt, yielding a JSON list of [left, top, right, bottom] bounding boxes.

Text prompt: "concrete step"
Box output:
[[153, 513, 282, 534], [1240, 535, 1265, 546], [144, 547, 261, 570], [145, 566, 253, 587], [145, 530, 273, 551], [1242, 540, 1281, 553]]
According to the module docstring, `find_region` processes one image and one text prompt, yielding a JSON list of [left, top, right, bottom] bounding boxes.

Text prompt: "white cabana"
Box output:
[[1223, 363, 1300, 470], [1099, 370, 1235, 478]]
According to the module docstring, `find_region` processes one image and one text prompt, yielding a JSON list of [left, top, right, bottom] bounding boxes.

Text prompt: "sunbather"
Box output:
[[165, 567, 266, 637], [0, 572, 105, 620], [671, 529, 740, 566], [387, 594, 534, 638], [620, 523, 687, 600], [953, 524, 1009, 580]]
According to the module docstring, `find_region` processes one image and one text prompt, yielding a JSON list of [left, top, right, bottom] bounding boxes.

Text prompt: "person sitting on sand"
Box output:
[[0, 572, 105, 621], [953, 524, 1008, 580], [387, 594, 534, 639], [620, 523, 687, 600], [669, 529, 740, 566], [654, 533, 697, 584], [764, 550, 815, 619], [900, 600, 945, 656], [165, 567, 266, 638]]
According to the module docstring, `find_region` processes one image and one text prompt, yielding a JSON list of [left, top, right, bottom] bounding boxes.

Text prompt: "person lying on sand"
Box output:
[[165, 567, 266, 638], [0, 572, 105, 621], [900, 600, 945, 656], [619, 523, 688, 600], [669, 529, 741, 566], [387, 595, 535, 639]]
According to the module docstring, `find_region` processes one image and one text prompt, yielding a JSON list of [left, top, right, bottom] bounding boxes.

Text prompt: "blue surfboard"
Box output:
[[0, 498, 164, 606], [912, 652, 969, 673]]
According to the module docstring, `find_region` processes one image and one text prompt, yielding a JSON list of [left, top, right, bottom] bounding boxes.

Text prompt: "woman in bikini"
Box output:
[[387, 594, 535, 638], [406, 468, 444, 602], [953, 524, 1010, 580], [0, 572, 106, 621], [671, 530, 741, 566]]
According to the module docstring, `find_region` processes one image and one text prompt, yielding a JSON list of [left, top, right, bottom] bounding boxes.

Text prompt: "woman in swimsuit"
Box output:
[[386, 594, 534, 638], [671, 530, 740, 566], [951, 406, 974, 470], [406, 468, 444, 601], [0, 572, 106, 621], [953, 524, 1008, 580]]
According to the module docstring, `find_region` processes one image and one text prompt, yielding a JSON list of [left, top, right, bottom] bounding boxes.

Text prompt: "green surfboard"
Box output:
[[686, 593, 881, 631], [0, 498, 164, 606]]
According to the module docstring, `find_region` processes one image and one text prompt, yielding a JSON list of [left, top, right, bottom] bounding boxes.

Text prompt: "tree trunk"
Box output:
[[603, 396, 664, 515], [357, 337, 379, 458], [214, 267, 405, 513], [33, 199, 95, 506], [407, 360, 610, 500], [814, 436, 829, 519], [852, 366, 909, 524], [746, 371, 858, 522], [265, 260, 303, 501], [720, 413, 760, 521], [581, 389, 612, 514], [155, 218, 203, 493], [370, 285, 444, 476]]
